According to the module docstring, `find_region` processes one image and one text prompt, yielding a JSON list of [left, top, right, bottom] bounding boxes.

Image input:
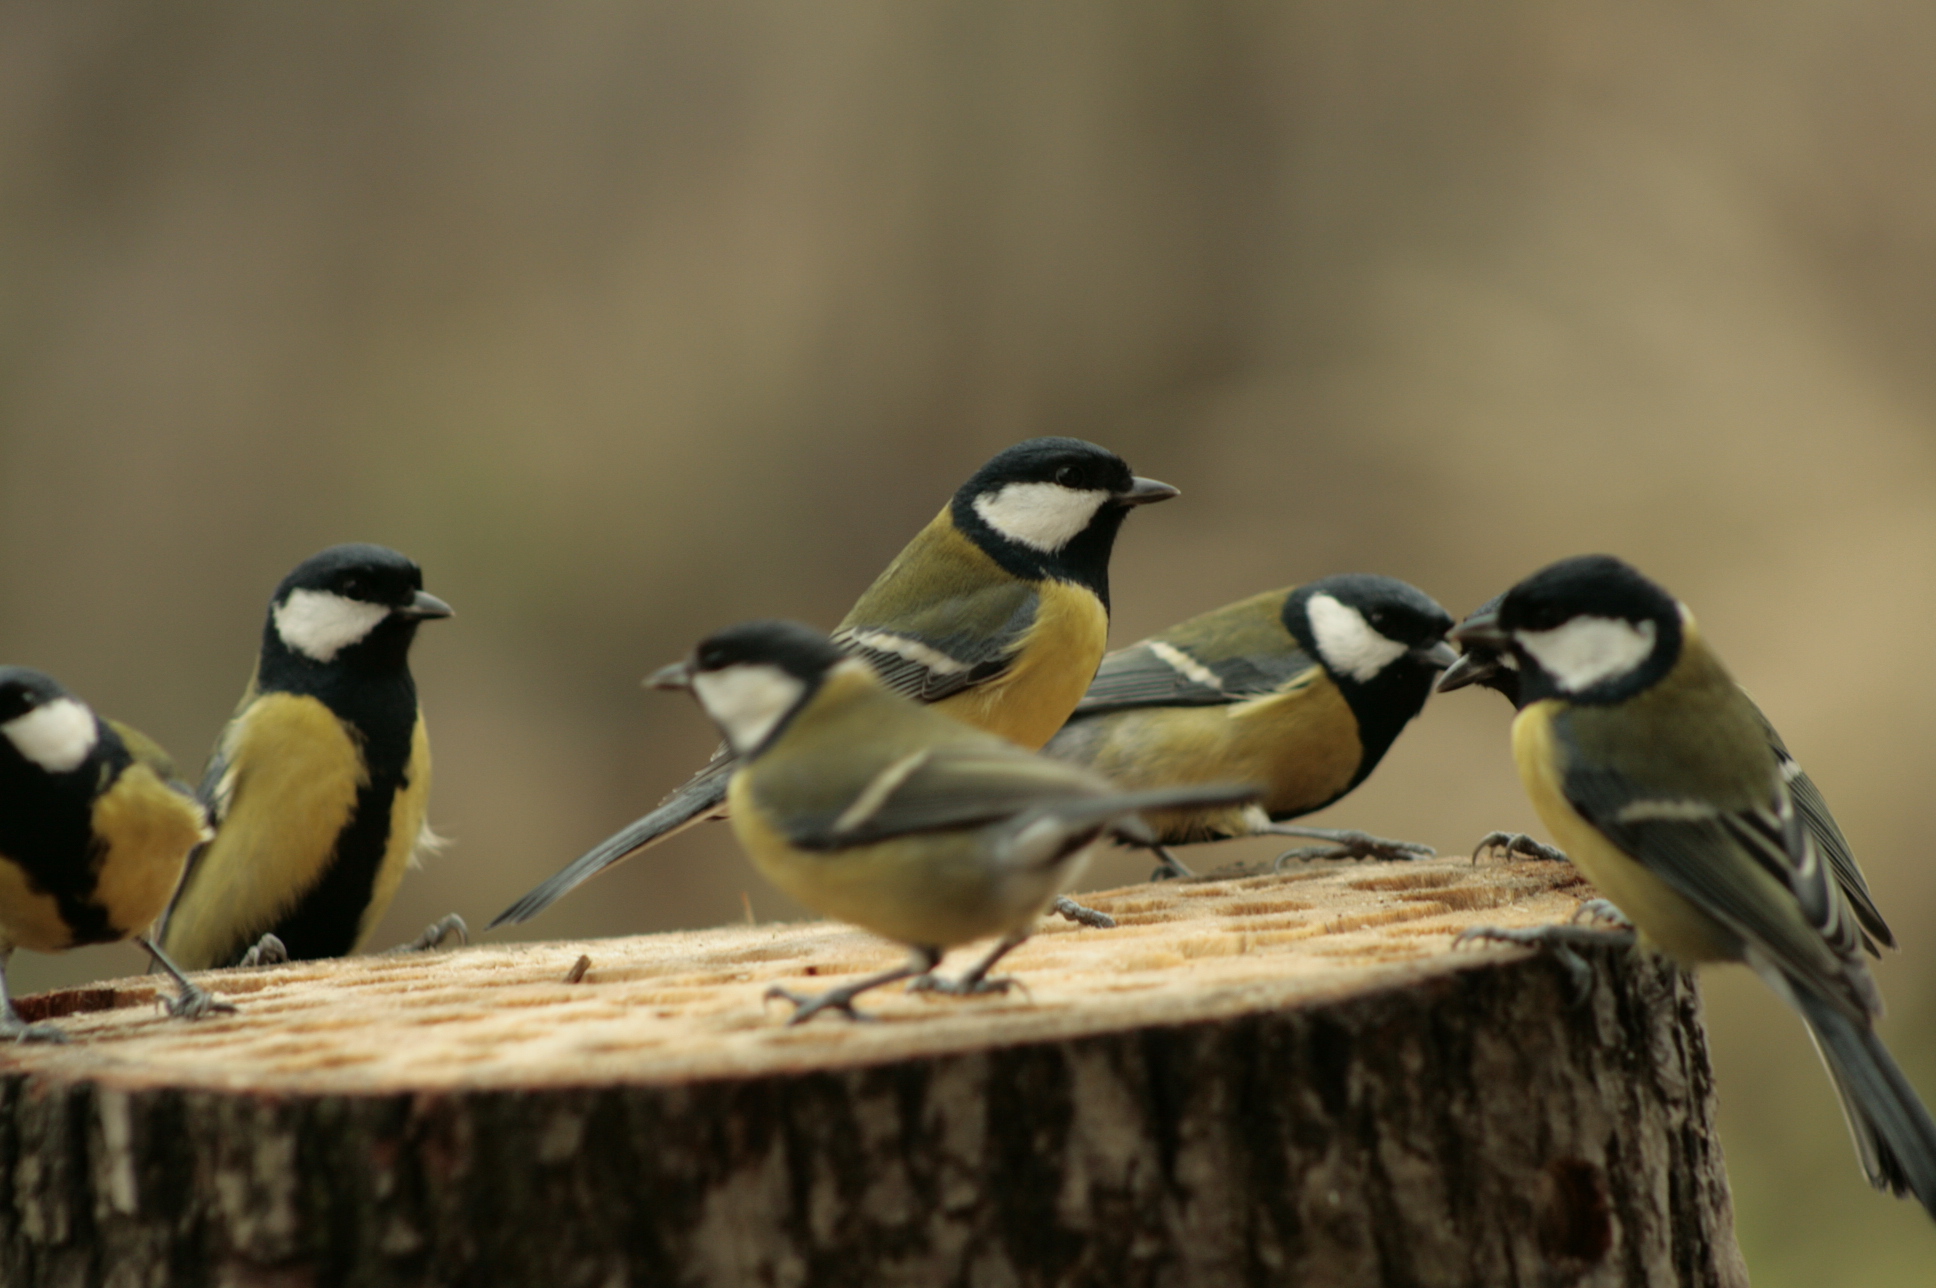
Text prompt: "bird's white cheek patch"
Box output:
[[691, 664, 808, 756], [275, 590, 391, 663], [973, 483, 1109, 553], [2, 698, 98, 773], [1306, 594, 1408, 683], [1515, 616, 1657, 693]]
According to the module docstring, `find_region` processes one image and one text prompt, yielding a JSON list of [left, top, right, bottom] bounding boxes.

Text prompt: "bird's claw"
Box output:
[[1453, 922, 1634, 1006], [1471, 831, 1569, 864], [906, 973, 1018, 998], [2, 1019, 69, 1044], [1273, 832, 1433, 869], [163, 985, 237, 1021], [1571, 898, 1631, 929], [1050, 895, 1116, 929], [765, 983, 875, 1025], [390, 913, 469, 954], [238, 934, 289, 968]]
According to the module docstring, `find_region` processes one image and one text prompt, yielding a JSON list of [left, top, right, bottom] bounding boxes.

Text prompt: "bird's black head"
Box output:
[[263, 543, 451, 680], [949, 437, 1178, 607], [1454, 555, 1682, 707], [1436, 593, 1521, 704], [1281, 574, 1456, 785], [0, 666, 105, 779], [648, 620, 848, 758]]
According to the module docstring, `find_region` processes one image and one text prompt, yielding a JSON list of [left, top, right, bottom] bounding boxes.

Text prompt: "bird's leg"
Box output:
[[1471, 831, 1570, 864], [1452, 921, 1637, 1006], [236, 934, 289, 968], [767, 947, 942, 1025], [1049, 896, 1116, 929], [135, 937, 236, 1021], [1263, 825, 1435, 867], [1147, 844, 1195, 880], [909, 932, 1028, 998], [0, 949, 67, 1044], [387, 913, 469, 954]]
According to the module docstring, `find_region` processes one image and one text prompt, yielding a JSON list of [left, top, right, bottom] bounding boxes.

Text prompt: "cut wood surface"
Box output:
[[0, 855, 1750, 1288]]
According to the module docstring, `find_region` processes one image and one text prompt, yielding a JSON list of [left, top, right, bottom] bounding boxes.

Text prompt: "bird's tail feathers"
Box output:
[[486, 773, 729, 929], [1791, 979, 1936, 1220]]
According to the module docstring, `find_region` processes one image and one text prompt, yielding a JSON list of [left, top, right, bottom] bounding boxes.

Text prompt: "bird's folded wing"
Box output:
[[1564, 763, 1870, 1017], [833, 582, 1039, 704], [1072, 638, 1320, 715]]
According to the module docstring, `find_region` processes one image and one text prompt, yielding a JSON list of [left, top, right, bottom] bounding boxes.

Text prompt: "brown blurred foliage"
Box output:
[[3, 3, 1936, 1279]]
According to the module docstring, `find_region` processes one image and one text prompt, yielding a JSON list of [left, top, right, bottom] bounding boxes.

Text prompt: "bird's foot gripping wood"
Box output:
[[765, 948, 943, 1026], [906, 931, 1028, 1001], [237, 934, 289, 968], [1048, 895, 1116, 929], [1454, 920, 1638, 1006], [388, 913, 470, 955], [134, 937, 236, 1021], [1472, 831, 1570, 864], [1267, 826, 1435, 868]]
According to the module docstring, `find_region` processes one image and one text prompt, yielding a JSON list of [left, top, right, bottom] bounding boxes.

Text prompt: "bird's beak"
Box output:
[[1115, 476, 1180, 506], [1411, 640, 1461, 671], [399, 591, 454, 620], [644, 660, 694, 691], [1435, 650, 1496, 693], [1449, 609, 1509, 650]]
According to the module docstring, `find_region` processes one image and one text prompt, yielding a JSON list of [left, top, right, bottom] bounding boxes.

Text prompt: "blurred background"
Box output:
[[3, 2, 1934, 1278]]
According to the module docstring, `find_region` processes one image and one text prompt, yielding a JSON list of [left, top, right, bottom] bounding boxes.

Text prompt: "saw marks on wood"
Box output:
[[0, 856, 1592, 1094]]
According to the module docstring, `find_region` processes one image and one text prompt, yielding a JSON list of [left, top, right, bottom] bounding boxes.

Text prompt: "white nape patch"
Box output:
[[1613, 798, 1719, 823], [1515, 616, 1657, 693], [275, 590, 390, 663], [973, 482, 1109, 553], [841, 630, 968, 675], [690, 663, 808, 755], [1148, 640, 1223, 691], [1306, 594, 1407, 683], [2, 698, 98, 773]]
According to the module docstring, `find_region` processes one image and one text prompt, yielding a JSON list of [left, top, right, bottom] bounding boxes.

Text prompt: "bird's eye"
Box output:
[[1054, 465, 1078, 486], [341, 578, 363, 598]]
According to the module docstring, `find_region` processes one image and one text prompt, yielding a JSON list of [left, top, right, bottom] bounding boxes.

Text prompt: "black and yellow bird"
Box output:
[[491, 437, 1178, 929], [1439, 592, 1896, 954], [1043, 576, 1458, 877], [1452, 554, 1936, 1219], [155, 544, 458, 969], [648, 620, 1256, 1022], [0, 667, 231, 1041]]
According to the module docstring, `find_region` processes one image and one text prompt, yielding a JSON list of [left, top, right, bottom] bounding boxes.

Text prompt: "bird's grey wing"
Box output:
[[833, 584, 1039, 705], [1563, 762, 1872, 1017], [1072, 639, 1320, 717], [1756, 712, 1895, 952]]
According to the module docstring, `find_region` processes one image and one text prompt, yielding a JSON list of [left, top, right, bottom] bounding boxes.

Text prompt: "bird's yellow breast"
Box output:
[[160, 693, 365, 969], [1511, 700, 1736, 964], [933, 578, 1109, 750]]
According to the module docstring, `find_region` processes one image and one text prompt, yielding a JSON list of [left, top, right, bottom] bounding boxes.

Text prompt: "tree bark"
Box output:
[[0, 857, 1747, 1287]]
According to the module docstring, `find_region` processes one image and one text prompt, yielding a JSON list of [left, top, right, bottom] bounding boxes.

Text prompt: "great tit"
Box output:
[[1439, 594, 1896, 954], [0, 667, 232, 1041], [648, 620, 1256, 1023], [1452, 555, 1936, 1218], [491, 437, 1178, 929], [1043, 576, 1458, 877], [155, 544, 458, 970]]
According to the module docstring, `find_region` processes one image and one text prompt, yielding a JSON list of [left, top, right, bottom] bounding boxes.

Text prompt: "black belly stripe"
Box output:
[[264, 769, 408, 960], [0, 748, 133, 949]]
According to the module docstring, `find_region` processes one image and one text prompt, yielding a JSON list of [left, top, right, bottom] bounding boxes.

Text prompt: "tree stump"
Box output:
[[0, 856, 1747, 1287]]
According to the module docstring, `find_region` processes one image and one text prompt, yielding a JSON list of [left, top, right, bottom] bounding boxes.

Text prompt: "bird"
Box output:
[[0, 667, 232, 1041], [1438, 593, 1895, 955], [490, 437, 1179, 930], [1450, 554, 1936, 1219], [155, 543, 459, 970], [1042, 575, 1458, 877], [646, 619, 1258, 1023]]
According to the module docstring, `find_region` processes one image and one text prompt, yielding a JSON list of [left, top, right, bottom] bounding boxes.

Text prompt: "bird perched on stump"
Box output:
[[1452, 554, 1936, 1220], [1439, 592, 1896, 956], [650, 620, 1258, 1023], [1044, 575, 1457, 878], [156, 544, 459, 970], [491, 437, 1179, 931], [0, 667, 231, 1041]]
